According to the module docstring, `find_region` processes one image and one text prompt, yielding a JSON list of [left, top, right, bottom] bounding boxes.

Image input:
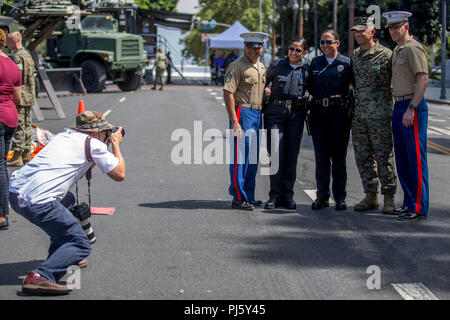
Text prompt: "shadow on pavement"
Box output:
[[0, 260, 45, 286], [139, 200, 231, 210]]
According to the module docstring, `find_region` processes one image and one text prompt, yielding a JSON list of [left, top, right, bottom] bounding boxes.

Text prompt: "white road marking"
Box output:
[[427, 129, 442, 136], [429, 126, 450, 136], [392, 283, 439, 300], [215, 97, 223, 100], [428, 117, 446, 122], [103, 109, 112, 117], [221, 103, 225, 107], [119, 97, 126, 103]]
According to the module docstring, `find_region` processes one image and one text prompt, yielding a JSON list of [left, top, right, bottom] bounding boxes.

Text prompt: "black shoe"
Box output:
[[285, 200, 296, 210], [397, 212, 427, 221], [335, 200, 347, 211], [264, 199, 277, 209], [232, 200, 254, 211], [312, 199, 329, 210], [249, 200, 263, 207], [0, 215, 8, 230], [394, 206, 409, 214]]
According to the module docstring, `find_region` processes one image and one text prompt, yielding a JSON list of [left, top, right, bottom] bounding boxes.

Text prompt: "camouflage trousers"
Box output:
[[154, 68, 166, 86], [11, 105, 32, 154], [351, 118, 397, 195]]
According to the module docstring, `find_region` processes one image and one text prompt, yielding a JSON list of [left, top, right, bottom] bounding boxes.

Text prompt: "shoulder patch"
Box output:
[[225, 71, 232, 83]]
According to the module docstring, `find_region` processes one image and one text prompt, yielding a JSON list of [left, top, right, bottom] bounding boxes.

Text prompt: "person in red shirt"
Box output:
[[0, 29, 22, 230]]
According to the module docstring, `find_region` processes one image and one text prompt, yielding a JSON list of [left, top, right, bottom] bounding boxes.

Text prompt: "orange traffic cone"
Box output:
[[78, 100, 85, 114]]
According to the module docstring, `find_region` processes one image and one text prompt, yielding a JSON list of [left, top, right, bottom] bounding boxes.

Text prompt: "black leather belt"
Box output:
[[269, 98, 308, 112], [312, 95, 346, 107]]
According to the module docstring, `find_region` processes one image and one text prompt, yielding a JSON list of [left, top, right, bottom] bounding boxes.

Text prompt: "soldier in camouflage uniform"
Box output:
[[152, 47, 167, 91], [7, 32, 36, 167], [350, 17, 397, 213]]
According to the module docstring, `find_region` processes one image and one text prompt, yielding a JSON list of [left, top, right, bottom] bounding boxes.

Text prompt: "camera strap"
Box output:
[[76, 136, 93, 207]]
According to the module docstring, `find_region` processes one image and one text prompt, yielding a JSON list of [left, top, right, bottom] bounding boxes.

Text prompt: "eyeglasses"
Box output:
[[288, 46, 303, 53], [320, 40, 339, 45]]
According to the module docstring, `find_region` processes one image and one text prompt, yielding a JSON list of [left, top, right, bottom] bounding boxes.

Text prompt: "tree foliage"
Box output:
[[181, 0, 273, 63], [275, 0, 442, 58], [134, 0, 178, 12]]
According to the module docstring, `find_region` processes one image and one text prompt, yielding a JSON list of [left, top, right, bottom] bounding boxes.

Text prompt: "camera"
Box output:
[[110, 126, 125, 137], [105, 127, 125, 144], [70, 203, 96, 244]]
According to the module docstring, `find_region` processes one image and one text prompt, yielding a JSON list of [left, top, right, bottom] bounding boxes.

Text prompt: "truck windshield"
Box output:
[[81, 16, 115, 31]]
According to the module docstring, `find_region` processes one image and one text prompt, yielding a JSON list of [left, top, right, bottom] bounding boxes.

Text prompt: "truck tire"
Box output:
[[117, 70, 142, 92], [81, 60, 106, 93]]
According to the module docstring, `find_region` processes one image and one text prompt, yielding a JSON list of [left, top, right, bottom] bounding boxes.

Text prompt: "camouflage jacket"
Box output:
[[12, 48, 36, 106], [351, 41, 393, 120], [155, 52, 167, 70]]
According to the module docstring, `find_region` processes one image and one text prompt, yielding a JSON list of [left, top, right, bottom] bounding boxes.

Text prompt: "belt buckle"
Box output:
[[323, 98, 329, 107], [286, 100, 292, 111]]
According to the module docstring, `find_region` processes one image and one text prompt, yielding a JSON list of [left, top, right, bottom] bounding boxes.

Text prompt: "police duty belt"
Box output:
[[269, 97, 309, 112]]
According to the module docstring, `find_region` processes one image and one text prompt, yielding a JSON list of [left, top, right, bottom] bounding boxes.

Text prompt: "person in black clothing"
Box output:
[[263, 37, 310, 210], [166, 51, 172, 84], [306, 29, 353, 211]]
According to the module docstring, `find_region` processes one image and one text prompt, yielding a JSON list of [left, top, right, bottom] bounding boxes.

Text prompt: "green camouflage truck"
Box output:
[[50, 14, 148, 93]]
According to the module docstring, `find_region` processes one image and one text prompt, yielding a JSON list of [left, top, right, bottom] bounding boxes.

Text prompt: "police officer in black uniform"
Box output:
[[307, 29, 353, 211], [263, 37, 310, 210]]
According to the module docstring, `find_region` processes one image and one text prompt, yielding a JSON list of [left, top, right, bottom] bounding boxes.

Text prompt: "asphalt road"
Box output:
[[1, 85, 449, 301]]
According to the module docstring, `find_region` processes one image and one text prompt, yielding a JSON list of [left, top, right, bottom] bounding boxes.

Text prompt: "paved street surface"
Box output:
[[1, 85, 449, 301]]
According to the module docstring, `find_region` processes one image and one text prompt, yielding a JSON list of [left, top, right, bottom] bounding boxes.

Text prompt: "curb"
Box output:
[[426, 98, 450, 105]]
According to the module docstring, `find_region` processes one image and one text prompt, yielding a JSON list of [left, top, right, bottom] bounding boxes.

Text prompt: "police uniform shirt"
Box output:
[[265, 57, 309, 100], [224, 55, 266, 106], [307, 53, 352, 99], [392, 37, 428, 97]]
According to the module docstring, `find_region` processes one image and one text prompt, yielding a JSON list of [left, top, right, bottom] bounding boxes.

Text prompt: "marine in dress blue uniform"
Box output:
[[263, 39, 310, 210], [383, 11, 430, 221], [307, 30, 353, 210], [223, 32, 269, 210]]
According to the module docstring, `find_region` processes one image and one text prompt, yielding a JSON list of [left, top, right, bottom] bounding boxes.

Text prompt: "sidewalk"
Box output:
[[425, 84, 450, 105]]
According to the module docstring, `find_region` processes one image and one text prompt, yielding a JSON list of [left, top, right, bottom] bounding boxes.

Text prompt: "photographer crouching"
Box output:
[[9, 111, 125, 295]]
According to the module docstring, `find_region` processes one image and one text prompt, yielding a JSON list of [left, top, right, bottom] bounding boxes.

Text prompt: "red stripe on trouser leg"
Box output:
[[413, 110, 423, 214], [233, 107, 242, 201]]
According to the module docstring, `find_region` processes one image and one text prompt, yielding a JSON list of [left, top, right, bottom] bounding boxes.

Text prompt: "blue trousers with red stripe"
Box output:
[[392, 98, 429, 215], [229, 106, 262, 202]]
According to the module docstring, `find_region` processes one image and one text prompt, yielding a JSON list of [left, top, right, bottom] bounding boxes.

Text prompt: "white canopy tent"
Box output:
[[204, 21, 269, 80], [208, 21, 269, 49]]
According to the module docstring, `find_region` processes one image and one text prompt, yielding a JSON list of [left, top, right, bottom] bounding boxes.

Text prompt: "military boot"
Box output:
[[22, 152, 31, 164], [354, 192, 379, 211], [383, 194, 396, 214], [7, 151, 23, 167]]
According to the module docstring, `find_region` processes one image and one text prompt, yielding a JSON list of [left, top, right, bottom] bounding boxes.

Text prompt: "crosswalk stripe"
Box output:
[[392, 283, 438, 300], [429, 126, 450, 136], [427, 129, 442, 135]]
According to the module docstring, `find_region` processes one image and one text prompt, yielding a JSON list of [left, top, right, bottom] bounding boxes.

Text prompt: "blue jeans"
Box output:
[[0, 122, 16, 216], [9, 192, 91, 282]]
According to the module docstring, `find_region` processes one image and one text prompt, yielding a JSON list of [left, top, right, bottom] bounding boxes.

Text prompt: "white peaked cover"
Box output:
[[208, 21, 269, 49]]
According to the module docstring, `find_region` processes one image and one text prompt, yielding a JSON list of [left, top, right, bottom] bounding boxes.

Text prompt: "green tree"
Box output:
[[134, 0, 178, 12], [274, 0, 442, 58], [181, 0, 273, 64]]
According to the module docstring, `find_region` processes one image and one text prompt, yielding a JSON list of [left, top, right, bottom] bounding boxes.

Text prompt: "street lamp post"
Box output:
[[441, 0, 447, 100], [299, 1, 310, 38], [314, 0, 318, 57]]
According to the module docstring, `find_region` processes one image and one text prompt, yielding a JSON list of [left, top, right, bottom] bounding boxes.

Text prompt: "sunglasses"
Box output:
[[320, 40, 339, 45], [288, 46, 303, 53]]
